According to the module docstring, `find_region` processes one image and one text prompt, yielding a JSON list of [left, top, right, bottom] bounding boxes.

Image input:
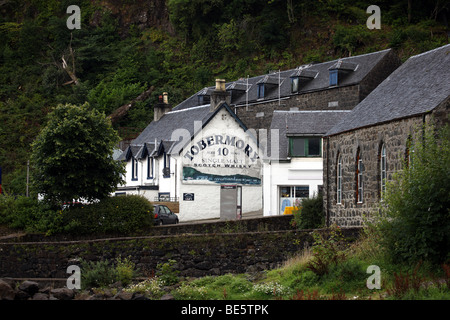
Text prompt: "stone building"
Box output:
[[323, 44, 450, 227], [175, 48, 400, 132]]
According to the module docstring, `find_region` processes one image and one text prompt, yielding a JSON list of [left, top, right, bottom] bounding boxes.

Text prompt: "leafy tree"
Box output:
[[30, 103, 125, 204], [377, 123, 450, 265]]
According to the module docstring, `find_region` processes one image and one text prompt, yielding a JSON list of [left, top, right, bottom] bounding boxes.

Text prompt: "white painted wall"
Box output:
[[263, 157, 323, 216], [178, 107, 263, 221]]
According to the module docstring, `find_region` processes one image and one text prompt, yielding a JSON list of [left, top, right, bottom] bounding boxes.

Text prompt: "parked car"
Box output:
[[153, 204, 179, 226]]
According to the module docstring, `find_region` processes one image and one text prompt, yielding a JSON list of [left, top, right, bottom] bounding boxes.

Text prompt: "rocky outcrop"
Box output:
[[0, 278, 175, 300]]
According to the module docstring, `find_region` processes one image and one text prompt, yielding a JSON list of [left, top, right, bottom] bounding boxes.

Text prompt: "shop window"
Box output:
[[289, 137, 322, 157], [279, 186, 309, 214]]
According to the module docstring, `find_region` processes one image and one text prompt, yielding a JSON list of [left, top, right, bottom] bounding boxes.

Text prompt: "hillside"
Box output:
[[0, 0, 449, 194]]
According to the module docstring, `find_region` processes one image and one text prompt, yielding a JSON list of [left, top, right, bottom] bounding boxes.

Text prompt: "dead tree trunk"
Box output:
[[108, 86, 155, 124]]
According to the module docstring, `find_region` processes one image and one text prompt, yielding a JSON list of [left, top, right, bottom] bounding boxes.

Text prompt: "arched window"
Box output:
[[356, 149, 363, 203], [337, 154, 342, 204], [380, 144, 386, 197]]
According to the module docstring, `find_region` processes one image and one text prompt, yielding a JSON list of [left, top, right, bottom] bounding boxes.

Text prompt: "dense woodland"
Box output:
[[0, 0, 449, 194]]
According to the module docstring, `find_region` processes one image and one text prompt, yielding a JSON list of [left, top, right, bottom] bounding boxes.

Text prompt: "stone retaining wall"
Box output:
[[0, 225, 361, 279]]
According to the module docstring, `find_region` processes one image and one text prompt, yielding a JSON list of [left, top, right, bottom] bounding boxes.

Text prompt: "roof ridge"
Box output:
[[166, 104, 210, 114], [409, 43, 450, 59]]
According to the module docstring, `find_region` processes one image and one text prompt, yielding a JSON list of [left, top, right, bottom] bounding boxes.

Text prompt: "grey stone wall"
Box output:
[[235, 85, 361, 131], [0, 226, 361, 279], [358, 49, 402, 101]]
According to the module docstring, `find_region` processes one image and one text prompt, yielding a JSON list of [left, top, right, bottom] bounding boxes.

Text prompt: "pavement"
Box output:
[[179, 210, 263, 225]]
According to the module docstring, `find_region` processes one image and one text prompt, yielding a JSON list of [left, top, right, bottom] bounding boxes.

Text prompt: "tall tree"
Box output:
[[30, 103, 125, 204]]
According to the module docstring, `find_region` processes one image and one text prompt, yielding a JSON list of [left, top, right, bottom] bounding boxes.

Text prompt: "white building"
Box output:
[[263, 110, 349, 216], [116, 83, 263, 222]]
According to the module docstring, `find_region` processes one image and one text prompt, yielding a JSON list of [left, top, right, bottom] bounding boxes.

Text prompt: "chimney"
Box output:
[[210, 79, 231, 112], [154, 92, 171, 121]]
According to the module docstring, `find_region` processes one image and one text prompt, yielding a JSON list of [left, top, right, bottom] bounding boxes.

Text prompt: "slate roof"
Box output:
[[268, 110, 350, 160], [173, 49, 393, 111], [326, 44, 450, 136], [121, 102, 250, 160]]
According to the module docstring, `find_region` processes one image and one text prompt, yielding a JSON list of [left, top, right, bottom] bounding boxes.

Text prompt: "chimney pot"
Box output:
[[215, 79, 226, 92], [154, 92, 172, 122], [210, 79, 230, 112]]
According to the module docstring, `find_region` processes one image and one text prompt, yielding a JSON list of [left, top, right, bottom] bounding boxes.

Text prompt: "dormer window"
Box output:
[[197, 87, 213, 106], [256, 74, 280, 99], [291, 77, 299, 93], [226, 81, 247, 103], [257, 83, 265, 99], [198, 95, 210, 105], [329, 69, 338, 86], [290, 68, 317, 93], [328, 60, 358, 87]]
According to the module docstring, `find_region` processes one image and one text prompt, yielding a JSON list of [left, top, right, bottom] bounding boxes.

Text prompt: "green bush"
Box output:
[[114, 256, 136, 287], [62, 195, 153, 235], [333, 24, 373, 56], [307, 225, 349, 276], [378, 124, 450, 265], [156, 259, 179, 286], [0, 194, 62, 235], [80, 259, 117, 290], [80, 256, 137, 290], [291, 193, 324, 230]]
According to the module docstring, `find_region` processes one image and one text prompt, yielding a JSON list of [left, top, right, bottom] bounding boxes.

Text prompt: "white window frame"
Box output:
[[132, 157, 138, 181], [380, 144, 386, 198], [356, 152, 363, 203], [337, 155, 342, 204], [147, 156, 154, 179]]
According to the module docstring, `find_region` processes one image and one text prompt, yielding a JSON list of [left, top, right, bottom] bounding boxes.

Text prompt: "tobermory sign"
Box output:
[[182, 134, 261, 185], [183, 134, 260, 162]]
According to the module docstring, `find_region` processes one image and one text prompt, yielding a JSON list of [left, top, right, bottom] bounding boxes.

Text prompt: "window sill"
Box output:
[[289, 156, 322, 158]]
